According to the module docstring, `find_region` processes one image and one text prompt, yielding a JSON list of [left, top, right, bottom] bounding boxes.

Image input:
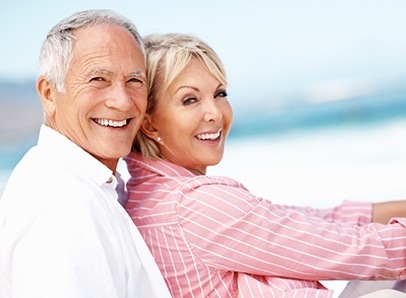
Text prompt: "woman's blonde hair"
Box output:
[[133, 33, 227, 159]]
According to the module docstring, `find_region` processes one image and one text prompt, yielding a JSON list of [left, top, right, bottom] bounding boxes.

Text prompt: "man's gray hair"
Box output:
[[38, 9, 145, 92]]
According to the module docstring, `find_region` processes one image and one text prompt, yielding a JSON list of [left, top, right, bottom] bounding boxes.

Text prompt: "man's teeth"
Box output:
[[94, 119, 127, 127], [196, 130, 221, 140]]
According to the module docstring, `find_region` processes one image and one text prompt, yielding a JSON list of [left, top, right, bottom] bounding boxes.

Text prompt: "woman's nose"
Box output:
[[203, 99, 222, 122]]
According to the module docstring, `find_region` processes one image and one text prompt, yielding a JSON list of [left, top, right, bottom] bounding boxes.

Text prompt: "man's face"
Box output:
[[45, 24, 147, 171]]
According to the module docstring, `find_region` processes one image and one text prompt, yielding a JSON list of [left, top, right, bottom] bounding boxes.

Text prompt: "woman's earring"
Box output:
[[157, 137, 161, 142]]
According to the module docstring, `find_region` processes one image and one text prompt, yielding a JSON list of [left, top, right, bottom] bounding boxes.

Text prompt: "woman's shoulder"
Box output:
[[176, 174, 250, 195]]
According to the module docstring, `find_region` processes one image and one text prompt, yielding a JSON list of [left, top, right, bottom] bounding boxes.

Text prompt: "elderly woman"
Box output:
[[125, 33, 406, 297]]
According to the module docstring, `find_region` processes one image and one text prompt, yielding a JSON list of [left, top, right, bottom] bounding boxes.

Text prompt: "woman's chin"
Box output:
[[207, 158, 222, 167]]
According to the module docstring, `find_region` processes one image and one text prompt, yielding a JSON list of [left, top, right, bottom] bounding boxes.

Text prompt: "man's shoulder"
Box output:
[[2, 150, 97, 214]]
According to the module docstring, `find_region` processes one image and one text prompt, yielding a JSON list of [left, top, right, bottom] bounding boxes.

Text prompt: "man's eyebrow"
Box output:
[[128, 71, 146, 80], [87, 67, 113, 76], [85, 68, 146, 80]]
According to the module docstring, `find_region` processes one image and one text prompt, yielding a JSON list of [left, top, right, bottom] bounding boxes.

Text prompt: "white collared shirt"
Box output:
[[0, 125, 170, 298]]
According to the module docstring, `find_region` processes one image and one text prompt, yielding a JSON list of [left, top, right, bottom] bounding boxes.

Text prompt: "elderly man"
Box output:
[[0, 9, 170, 298]]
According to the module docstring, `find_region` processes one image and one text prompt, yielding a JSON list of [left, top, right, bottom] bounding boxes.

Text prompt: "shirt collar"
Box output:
[[38, 124, 116, 188], [116, 171, 128, 206], [125, 152, 196, 178]]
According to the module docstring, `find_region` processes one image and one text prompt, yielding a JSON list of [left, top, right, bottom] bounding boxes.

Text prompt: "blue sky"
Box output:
[[1, 0, 406, 107]]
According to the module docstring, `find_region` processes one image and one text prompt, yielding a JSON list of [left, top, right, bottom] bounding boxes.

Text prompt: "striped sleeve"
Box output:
[[284, 200, 372, 226], [175, 177, 406, 281]]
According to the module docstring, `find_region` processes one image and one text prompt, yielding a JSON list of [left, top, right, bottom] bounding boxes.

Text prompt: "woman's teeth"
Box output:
[[196, 130, 221, 140]]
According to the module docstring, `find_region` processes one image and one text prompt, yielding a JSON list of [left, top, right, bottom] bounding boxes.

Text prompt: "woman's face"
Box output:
[[145, 58, 233, 175]]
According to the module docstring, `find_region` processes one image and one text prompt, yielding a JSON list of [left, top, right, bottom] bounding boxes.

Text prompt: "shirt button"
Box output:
[[106, 177, 113, 184]]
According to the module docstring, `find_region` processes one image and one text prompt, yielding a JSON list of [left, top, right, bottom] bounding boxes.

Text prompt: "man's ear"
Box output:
[[140, 114, 159, 141], [37, 77, 56, 117]]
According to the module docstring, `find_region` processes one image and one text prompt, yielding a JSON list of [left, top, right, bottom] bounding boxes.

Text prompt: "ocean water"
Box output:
[[211, 117, 406, 207]]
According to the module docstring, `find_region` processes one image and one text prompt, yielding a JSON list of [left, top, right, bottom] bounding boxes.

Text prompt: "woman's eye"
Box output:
[[215, 90, 228, 98], [183, 97, 197, 105]]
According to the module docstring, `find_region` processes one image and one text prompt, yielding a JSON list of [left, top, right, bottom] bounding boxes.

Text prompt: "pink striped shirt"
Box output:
[[125, 152, 406, 298]]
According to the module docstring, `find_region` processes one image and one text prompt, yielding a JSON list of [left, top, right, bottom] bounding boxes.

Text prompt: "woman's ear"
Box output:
[[140, 114, 159, 140], [37, 77, 56, 117]]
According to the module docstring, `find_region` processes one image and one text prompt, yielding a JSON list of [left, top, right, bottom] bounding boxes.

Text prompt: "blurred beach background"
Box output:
[[1, 1, 406, 295]]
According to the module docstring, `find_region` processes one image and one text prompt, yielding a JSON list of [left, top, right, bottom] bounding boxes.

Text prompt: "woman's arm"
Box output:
[[283, 201, 372, 226], [178, 180, 406, 281], [281, 199, 406, 226], [373, 200, 406, 224]]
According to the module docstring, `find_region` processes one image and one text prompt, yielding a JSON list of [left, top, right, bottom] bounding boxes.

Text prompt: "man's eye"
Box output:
[[89, 77, 105, 82], [127, 77, 145, 87]]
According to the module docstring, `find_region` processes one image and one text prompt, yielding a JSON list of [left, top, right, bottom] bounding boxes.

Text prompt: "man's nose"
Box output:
[[105, 83, 134, 111]]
